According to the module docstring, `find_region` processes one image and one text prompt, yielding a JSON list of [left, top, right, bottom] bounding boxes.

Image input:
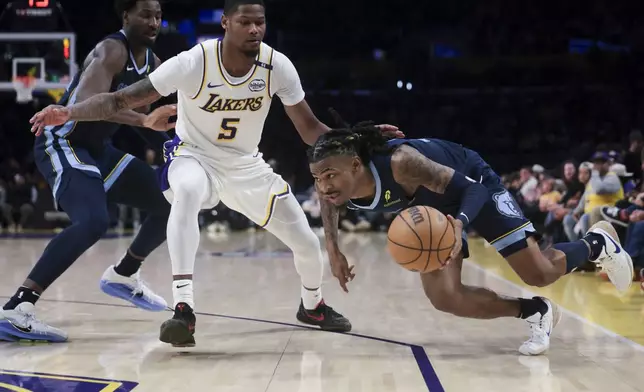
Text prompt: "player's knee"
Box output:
[[172, 178, 208, 207], [77, 209, 110, 239], [517, 270, 550, 287]]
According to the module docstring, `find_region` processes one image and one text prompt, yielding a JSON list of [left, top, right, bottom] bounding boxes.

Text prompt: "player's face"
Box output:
[[124, 0, 162, 47], [310, 156, 362, 206], [222, 5, 266, 57]]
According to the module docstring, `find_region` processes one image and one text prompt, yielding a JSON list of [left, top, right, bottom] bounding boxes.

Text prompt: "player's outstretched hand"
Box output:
[[30, 105, 70, 136], [329, 250, 355, 293], [444, 215, 464, 269], [143, 104, 177, 131], [375, 124, 405, 139]]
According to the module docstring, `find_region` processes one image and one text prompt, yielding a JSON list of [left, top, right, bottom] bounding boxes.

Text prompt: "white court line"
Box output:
[[464, 260, 644, 353]]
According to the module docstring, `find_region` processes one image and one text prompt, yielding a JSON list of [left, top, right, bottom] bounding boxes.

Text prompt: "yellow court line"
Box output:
[[0, 382, 31, 392], [466, 238, 644, 347], [0, 370, 121, 387]]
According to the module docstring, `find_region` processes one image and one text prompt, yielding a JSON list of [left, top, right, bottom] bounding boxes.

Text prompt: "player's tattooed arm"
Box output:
[[390, 145, 454, 194], [390, 144, 489, 229], [320, 196, 341, 251], [71, 39, 147, 127], [68, 78, 162, 122]]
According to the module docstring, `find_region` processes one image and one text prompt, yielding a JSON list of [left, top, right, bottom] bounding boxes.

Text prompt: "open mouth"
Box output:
[[324, 192, 341, 202]]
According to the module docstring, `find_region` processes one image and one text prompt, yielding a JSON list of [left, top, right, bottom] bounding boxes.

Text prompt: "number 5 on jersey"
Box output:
[[218, 118, 239, 140]]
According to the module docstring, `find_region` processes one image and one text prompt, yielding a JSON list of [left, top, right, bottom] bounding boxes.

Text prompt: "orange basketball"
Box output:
[[386, 206, 455, 273]]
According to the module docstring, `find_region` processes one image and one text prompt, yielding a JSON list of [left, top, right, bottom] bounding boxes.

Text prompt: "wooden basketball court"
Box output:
[[0, 231, 643, 391]]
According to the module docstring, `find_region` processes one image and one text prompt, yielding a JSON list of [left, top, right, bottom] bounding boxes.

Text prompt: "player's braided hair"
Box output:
[[224, 0, 265, 15], [307, 109, 392, 165]]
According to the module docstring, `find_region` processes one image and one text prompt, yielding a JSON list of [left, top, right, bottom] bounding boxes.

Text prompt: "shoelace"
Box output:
[[130, 277, 149, 299], [527, 317, 547, 343], [19, 311, 38, 329]]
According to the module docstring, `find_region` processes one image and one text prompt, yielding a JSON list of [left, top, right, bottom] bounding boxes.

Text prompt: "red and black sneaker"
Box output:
[[159, 302, 196, 347], [296, 300, 352, 332]]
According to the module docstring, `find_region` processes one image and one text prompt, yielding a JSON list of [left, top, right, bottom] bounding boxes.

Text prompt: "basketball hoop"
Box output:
[[12, 76, 37, 103]]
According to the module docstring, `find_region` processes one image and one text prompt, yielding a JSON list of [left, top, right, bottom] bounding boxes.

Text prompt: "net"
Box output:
[[12, 76, 36, 103]]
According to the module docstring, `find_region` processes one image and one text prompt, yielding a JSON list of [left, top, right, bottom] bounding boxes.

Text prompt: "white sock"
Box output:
[[166, 158, 210, 310], [172, 279, 194, 309], [301, 285, 322, 310]]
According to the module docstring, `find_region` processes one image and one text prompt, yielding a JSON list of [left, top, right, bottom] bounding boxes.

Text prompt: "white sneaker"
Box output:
[[519, 297, 561, 356], [0, 302, 68, 342], [587, 221, 634, 293], [100, 266, 168, 312]]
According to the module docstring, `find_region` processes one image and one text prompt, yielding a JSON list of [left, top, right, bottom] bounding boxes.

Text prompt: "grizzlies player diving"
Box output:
[[0, 0, 175, 343], [308, 119, 634, 356]]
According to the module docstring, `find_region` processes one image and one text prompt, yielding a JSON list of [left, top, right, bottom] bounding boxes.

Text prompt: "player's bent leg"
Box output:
[[506, 226, 633, 293], [0, 171, 110, 342], [100, 156, 170, 312], [160, 157, 212, 347], [262, 194, 352, 332], [505, 237, 567, 287], [420, 254, 521, 319], [420, 253, 560, 355]]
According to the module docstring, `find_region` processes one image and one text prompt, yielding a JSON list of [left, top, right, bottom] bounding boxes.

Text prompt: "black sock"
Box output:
[[113, 251, 143, 277], [581, 232, 605, 261], [517, 297, 548, 319], [3, 287, 41, 310]]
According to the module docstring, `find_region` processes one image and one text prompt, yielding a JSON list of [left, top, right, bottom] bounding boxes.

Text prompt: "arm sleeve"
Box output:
[[148, 43, 205, 97], [271, 51, 305, 106], [444, 172, 489, 226]]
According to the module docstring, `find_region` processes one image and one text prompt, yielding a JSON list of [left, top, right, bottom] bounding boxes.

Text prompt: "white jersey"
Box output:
[[149, 39, 305, 156]]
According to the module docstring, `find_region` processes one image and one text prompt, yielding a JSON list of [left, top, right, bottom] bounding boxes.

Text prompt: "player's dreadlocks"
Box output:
[[224, 0, 265, 15], [307, 109, 392, 165]]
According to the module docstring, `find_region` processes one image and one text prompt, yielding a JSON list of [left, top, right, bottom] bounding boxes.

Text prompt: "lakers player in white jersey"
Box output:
[[30, 0, 401, 346]]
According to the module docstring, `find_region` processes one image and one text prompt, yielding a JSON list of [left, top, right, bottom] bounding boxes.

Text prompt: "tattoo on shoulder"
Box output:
[[391, 145, 454, 194], [115, 78, 160, 110]]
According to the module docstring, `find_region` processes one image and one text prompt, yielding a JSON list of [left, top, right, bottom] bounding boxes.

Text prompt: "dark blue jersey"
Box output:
[[37, 30, 155, 156], [348, 138, 492, 216]]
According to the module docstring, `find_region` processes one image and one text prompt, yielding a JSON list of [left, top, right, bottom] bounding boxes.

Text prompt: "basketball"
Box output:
[[386, 206, 455, 273]]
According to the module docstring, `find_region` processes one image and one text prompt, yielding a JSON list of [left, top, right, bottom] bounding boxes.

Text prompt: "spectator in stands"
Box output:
[[1, 173, 37, 233], [563, 152, 623, 241], [624, 130, 643, 185], [538, 176, 562, 213], [519, 167, 539, 204], [544, 161, 587, 242]]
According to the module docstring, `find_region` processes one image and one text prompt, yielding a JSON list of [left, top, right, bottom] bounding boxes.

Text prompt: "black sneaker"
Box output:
[[600, 206, 630, 228], [296, 300, 352, 332], [159, 303, 196, 347]]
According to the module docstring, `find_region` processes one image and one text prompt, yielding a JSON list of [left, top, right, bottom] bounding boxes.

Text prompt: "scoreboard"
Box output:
[[9, 0, 59, 31]]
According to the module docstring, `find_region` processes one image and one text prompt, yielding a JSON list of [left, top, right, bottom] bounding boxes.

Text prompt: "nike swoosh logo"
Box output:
[[207, 83, 224, 88], [306, 312, 324, 322], [604, 232, 622, 254], [126, 66, 134, 71], [8, 320, 32, 333], [176, 284, 190, 289]]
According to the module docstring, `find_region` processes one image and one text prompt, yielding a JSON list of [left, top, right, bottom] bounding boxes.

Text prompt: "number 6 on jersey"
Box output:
[[218, 118, 239, 140]]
